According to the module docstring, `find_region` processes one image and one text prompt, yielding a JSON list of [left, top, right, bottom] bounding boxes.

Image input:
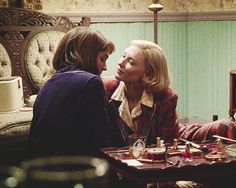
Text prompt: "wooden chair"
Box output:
[[0, 7, 75, 163]]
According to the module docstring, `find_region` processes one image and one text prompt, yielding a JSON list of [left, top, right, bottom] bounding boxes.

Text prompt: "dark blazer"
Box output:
[[29, 68, 109, 156]]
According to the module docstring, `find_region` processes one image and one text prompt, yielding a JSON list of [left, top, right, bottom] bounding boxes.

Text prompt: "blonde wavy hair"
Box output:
[[131, 40, 171, 94]]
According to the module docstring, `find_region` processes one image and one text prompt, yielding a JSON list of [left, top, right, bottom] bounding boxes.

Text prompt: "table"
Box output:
[[101, 144, 236, 187]]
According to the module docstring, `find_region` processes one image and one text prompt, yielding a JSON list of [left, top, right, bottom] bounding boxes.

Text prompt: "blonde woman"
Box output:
[[105, 39, 236, 147], [105, 40, 179, 147], [104, 40, 236, 187]]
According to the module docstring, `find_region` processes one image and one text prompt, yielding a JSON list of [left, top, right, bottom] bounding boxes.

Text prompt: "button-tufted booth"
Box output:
[[0, 7, 74, 161], [0, 7, 74, 97], [25, 30, 65, 90], [0, 43, 11, 77]]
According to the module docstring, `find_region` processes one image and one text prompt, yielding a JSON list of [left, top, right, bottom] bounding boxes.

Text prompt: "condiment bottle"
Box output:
[[156, 137, 161, 148], [182, 142, 193, 162], [216, 138, 224, 154], [173, 139, 178, 150]]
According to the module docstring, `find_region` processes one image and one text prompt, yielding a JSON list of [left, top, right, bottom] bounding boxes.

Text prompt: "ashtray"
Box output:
[[204, 153, 226, 161]]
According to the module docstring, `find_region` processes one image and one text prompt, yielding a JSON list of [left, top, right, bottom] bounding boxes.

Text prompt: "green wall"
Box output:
[[92, 21, 236, 120]]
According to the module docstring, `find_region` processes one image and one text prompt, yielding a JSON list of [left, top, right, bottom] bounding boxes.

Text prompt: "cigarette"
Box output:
[[213, 135, 236, 143]]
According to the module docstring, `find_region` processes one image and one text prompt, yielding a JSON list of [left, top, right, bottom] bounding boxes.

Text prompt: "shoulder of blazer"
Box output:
[[102, 77, 120, 100], [154, 87, 178, 102]]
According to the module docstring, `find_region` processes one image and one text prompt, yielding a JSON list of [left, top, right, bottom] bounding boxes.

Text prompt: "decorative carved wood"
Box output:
[[0, 7, 75, 28], [0, 7, 74, 98]]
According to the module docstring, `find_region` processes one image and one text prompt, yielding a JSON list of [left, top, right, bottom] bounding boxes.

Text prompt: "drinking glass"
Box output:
[[0, 165, 26, 188], [20, 155, 109, 188]]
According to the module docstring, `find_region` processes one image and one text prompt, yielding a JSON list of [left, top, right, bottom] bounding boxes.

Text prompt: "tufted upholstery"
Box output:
[[0, 43, 11, 77], [0, 8, 75, 150], [0, 7, 74, 97], [25, 31, 65, 89]]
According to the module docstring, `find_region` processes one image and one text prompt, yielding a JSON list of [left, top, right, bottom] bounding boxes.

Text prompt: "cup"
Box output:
[[0, 165, 26, 188], [20, 156, 109, 188], [128, 134, 147, 159]]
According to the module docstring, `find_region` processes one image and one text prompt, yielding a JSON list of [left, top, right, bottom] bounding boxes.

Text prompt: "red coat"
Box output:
[[103, 77, 236, 147]]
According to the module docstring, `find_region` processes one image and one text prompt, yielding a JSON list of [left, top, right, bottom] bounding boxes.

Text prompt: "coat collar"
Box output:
[[111, 82, 153, 108]]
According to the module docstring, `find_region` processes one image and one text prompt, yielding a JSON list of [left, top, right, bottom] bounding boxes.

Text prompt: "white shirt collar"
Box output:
[[111, 82, 153, 108], [111, 82, 153, 131]]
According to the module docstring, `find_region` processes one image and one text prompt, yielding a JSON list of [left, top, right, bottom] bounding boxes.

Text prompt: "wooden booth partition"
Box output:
[[0, 7, 74, 98], [230, 70, 236, 121]]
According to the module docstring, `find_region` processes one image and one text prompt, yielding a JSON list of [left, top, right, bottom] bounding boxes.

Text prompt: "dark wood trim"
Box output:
[[0, 7, 74, 98], [229, 70, 236, 121], [50, 11, 236, 23], [183, 11, 236, 21]]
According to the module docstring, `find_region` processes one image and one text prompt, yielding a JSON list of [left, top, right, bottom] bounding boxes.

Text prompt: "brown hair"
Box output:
[[53, 26, 115, 75]]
